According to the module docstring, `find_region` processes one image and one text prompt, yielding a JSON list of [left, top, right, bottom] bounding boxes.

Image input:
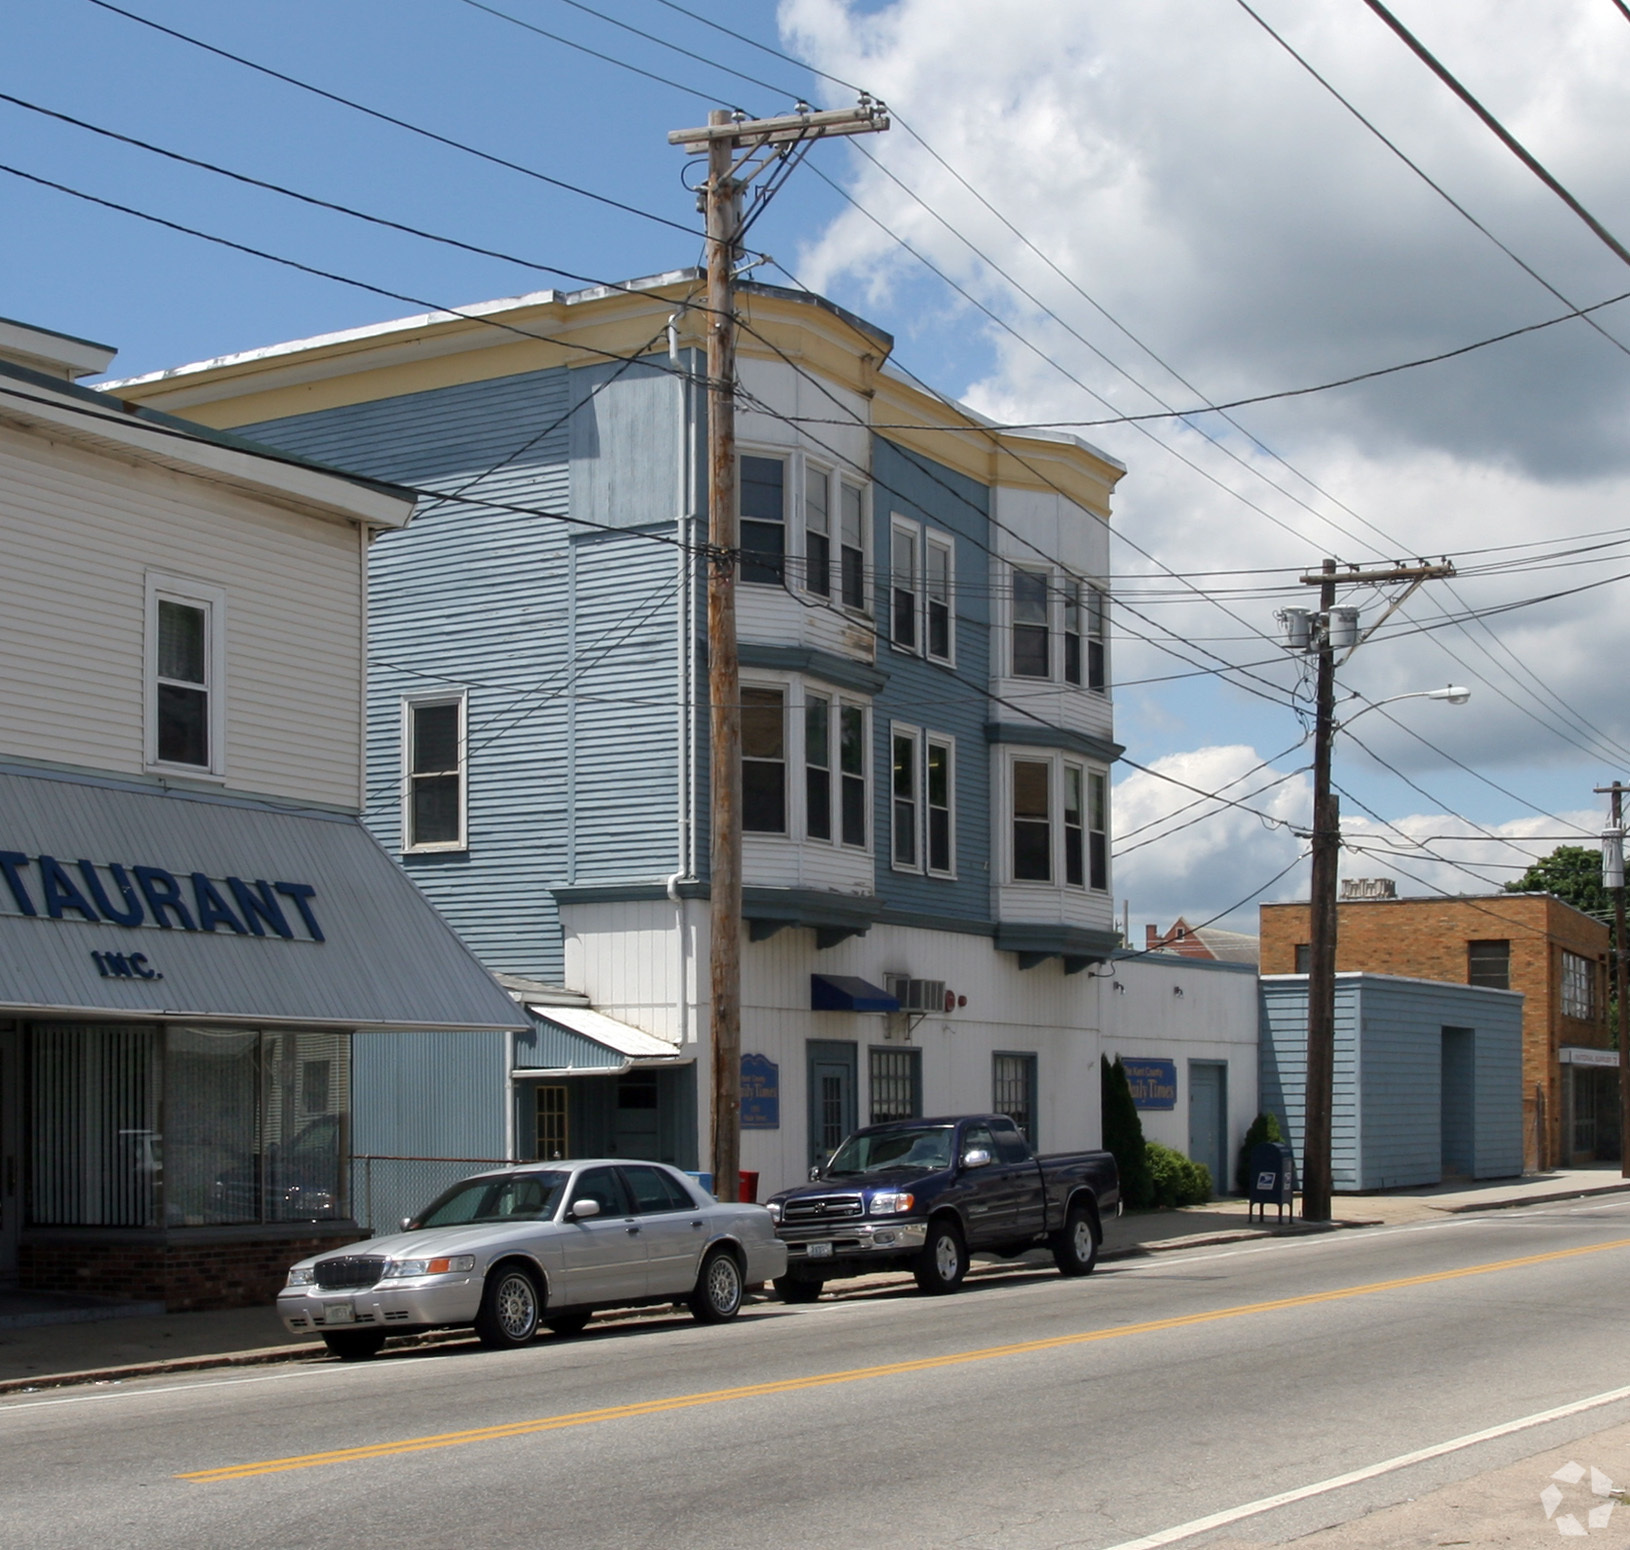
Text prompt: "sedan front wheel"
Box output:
[[474, 1265, 542, 1349]]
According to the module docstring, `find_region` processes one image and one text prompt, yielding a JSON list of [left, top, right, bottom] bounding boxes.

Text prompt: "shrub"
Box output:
[[1235, 1111, 1284, 1197], [1100, 1054, 1153, 1209], [1147, 1142, 1213, 1208]]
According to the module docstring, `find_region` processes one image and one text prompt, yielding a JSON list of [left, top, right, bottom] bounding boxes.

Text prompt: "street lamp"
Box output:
[[1335, 685, 1472, 731]]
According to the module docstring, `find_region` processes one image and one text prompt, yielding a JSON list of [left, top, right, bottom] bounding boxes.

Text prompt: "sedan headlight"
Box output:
[[285, 1266, 315, 1287], [382, 1255, 476, 1278], [765, 1201, 782, 1223], [869, 1191, 915, 1215]]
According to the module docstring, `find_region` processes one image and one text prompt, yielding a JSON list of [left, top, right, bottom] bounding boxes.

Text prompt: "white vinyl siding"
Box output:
[[0, 423, 364, 808]]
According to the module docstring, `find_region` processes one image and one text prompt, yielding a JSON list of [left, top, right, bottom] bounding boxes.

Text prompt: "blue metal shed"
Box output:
[[1260, 972, 1524, 1190]]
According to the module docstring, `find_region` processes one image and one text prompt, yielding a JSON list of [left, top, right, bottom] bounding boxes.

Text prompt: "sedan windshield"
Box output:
[[826, 1126, 954, 1175], [416, 1171, 568, 1227]]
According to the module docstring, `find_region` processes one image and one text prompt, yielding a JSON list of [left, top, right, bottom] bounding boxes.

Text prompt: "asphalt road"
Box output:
[[6, 1198, 1630, 1550]]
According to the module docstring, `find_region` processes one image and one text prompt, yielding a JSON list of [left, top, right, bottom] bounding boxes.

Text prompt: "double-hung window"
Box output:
[[891, 521, 919, 651], [839, 703, 867, 847], [804, 465, 831, 598], [892, 728, 920, 869], [403, 694, 467, 851], [803, 690, 869, 849], [1086, 583, 1107, 690], [840, 482, 867, 611], [1012, 567, 1050, 678], [805, 693, 833, 842], [740, 455, 786, 585], [1063, 764, 1085, 887], [1011, 759, 1052, 881], [742, 686, 787, 833], [1088, 770, 1108, 890], [926, 737, 954, 875], [926, 537, 954, 663], [147, 575, 224, 774]]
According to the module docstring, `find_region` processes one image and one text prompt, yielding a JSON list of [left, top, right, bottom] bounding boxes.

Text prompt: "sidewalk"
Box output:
[[1, 1166, 1625, 1395]]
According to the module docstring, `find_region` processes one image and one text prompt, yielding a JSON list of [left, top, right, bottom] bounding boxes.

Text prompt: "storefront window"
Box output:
[[27, 1023, 349, 1230]]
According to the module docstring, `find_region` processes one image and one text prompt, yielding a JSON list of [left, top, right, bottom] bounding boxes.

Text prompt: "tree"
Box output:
[[1507, 846, 1611, 936], [1100, 1055, 1153, 1209]]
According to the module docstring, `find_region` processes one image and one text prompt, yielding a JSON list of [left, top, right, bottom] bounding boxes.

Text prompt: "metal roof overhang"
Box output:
[[0, 766, 525, 1032], [811, 974, 899, 1013], [517, 1004, 690, 1075]]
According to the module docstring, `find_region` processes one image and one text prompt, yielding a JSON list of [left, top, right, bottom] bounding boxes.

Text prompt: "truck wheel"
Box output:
[[322, 1330, 386, 1362], [689, 1247, 744, 1323], [774, 1277, 823, 1304], [474, 1264, 542, 1349], [1053, 1204, 1099, 1277], [914, 1219, 968, 1295]]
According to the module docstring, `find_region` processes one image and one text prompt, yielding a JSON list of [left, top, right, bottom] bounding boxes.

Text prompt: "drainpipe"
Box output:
[[668, 324, 700, 1052]]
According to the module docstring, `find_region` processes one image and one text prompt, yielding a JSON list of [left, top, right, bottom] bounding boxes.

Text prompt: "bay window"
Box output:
[[742, 686, 786, 833], [1012, 568, 1050, 678], [740, 455, 786, 585], [1012, 759, 1052, 881], [804, 465, 831, 598]]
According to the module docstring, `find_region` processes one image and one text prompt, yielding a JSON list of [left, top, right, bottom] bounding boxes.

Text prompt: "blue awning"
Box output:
[[811, 974, 899, 1013]]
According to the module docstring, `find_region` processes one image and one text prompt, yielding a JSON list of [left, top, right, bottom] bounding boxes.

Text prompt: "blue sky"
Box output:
[[8, 0, 1630, 934]]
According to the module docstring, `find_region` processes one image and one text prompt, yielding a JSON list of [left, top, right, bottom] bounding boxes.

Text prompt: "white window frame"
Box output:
[[738, 451, 789, 588], [838, 477, 871, 617], [889, 516, 922, 654], [925, 734, 956, 878], [145, 571, 227, 778], [1003, 751, 1109, 889], [925, 533, 956, 666], [740, 681, 789, 835], [802, 460, 833, 601], [890, 722, 922, 872], [761, 678, 871, 853], [835, 695, 870, 851], [400, 690, 469, 853], [1009, 564, 1052, 680]]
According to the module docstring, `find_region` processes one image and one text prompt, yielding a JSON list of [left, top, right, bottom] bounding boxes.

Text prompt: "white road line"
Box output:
[[0, 1363, 346, 1414], [1098, 1383, 1630, 1550]]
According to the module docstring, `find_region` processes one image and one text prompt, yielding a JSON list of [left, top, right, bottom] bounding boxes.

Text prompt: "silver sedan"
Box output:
[[278, 1160, 787, 1360]]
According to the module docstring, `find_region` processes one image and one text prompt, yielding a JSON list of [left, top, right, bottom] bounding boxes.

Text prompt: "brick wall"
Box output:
[[19, 1229, 364, 1311], [1261, 892, 1611, 1170]]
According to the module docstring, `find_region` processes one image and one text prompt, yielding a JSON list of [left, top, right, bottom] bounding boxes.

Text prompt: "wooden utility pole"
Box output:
[[669, 101, 889, 1200], [1595, 781, 1628, 1178], [1295, 558, 1455, 1221]]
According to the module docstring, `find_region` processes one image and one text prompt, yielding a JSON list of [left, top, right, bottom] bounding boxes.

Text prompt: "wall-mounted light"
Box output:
[[1172, 985, 1184, 997]]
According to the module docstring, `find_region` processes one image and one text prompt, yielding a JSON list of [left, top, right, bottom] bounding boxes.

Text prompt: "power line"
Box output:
[[78, 0, 701, 238], [1359, 0, 1630, 272]]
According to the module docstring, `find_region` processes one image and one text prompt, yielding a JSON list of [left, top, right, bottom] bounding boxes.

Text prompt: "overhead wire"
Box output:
[[79, 0, 702, 238]]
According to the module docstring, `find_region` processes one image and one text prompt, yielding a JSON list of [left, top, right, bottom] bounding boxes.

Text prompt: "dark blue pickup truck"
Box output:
[[765, 1114, 1119, 1300]]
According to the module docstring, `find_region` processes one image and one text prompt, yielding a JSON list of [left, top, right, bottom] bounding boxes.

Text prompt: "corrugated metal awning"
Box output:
[[518, 1004, 688, 1075], [0, 766, 525, 1032]]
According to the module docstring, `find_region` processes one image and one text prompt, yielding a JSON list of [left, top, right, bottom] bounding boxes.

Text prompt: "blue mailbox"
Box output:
[[1247, 1141, 1297, 1223]]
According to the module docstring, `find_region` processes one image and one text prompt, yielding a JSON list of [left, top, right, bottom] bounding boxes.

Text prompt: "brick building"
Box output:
[[1144, 918, 1260, 967], [1260, 885, 1614, 1171]]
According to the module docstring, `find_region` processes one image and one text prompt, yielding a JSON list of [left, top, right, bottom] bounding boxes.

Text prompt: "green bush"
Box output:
[[1235, 1111, 1284, 1197], [1100, 1055, 1153, 1209], [1147, 1142, 1213, 1208]]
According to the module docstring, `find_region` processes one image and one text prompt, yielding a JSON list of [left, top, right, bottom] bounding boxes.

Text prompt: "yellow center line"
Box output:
[[181, 1235, 1630, 1483]]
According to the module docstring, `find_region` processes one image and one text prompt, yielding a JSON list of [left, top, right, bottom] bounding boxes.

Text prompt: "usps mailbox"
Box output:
[[1247, 1141, 1297, 1223]]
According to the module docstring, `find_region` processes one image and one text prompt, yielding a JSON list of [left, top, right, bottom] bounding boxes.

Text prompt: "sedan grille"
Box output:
[[314, 1256, 387, 1289], [782, 1193, 864, 1223]]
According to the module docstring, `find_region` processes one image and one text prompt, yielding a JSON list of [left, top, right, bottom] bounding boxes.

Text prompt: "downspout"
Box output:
[[667, 326, 699, 1052]]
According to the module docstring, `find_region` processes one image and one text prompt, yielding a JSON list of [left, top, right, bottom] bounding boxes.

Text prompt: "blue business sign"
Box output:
[[1124, 1057, 1178, 1111], [741, 1053, 780, 1129], [0, 851, 324, 942]]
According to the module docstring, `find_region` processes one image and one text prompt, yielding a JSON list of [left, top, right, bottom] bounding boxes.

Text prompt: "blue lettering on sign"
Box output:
[[1124, 1057, 1178, 1111], [741, 1053, 780, 1130], [0, 851, 324, 942], [92, 951, 161, 981]]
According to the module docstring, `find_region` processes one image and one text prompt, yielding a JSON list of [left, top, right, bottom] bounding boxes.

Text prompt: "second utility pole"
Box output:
[[1596, 780, 1628, 1179]]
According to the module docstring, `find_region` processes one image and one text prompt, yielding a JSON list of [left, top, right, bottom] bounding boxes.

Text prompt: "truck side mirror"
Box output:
[[960, 1148, 992, 1170], [808, 1163, 822, 1182]]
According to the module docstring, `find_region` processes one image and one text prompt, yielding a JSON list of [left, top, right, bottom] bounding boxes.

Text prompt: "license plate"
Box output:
[[323, 1302, 355, 1324], [806, 1241, 833, 1259]]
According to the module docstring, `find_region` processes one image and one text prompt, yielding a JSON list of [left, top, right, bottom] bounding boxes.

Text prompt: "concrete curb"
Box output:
[[1426, 1180, 1630, 1214]]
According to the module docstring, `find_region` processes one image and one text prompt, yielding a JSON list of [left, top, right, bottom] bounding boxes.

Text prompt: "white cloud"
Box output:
[[784, 0, 1630, 925]]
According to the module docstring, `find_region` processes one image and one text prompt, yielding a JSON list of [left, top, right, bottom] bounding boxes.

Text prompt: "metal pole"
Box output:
[[704, 110, 743, 1203], [1303, 559, 1339, 1222]]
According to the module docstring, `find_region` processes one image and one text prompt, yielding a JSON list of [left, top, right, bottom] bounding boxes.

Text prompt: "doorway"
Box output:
[[1187, 1060, 1228, 1193], [0, 1023, 18, 1287], [1441, 1027, 1475, 1178], [806, 1041, 857, 1169]]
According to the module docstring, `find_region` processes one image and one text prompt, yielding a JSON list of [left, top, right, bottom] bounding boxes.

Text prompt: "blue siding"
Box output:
[[1262, 976, 1525, 1192], [242, 363, 683, 980], [869, 438, 992, 924]]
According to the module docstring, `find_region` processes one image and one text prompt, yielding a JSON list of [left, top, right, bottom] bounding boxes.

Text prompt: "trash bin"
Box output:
[[738, 1170, 760, 1204], [1247, 1141, 1296, 1223]]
